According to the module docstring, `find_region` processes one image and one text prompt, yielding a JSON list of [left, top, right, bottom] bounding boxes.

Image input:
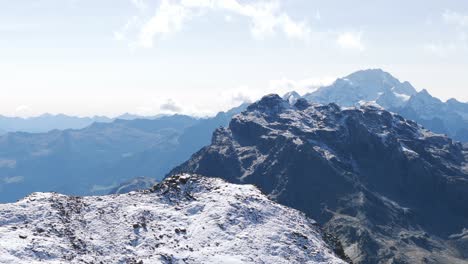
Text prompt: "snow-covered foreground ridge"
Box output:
[[0, 174, 346, 264]]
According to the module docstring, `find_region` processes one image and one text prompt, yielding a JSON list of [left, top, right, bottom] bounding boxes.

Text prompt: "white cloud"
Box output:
[[337, 31, 365, 51], [159, 99, 183, 113], [442, 10, 468, 43], [0, 159, 16, 169], [3, 176, 24, 184], [224, 14, 233, 22], [443, 10, 468, 28], [423, 42, 456, 57], [277, 15, 310, 40], [218, 75, 335, 110], [15, 105, 30, 112], [219, 85, 257, 106], [139, 0, 191, 48], [131, 0, 148, 11], [424, 10, 468, 57], [269, 76, 335, 95], [114, 16, 141, 42], [123, 0, 311, 48], [15, 105, 34, 117], [314, 10, 321, 21]]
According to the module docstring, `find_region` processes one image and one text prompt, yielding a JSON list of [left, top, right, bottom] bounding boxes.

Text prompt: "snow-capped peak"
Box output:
[[303, 69, 417, 108]]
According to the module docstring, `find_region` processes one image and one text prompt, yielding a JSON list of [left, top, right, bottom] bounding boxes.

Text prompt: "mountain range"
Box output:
[[0, 69, 467, 263], [1, 69, 466, 204], [301, 69, 468, 142], [0, 113, 166, 135], [170, 94, 468, 263], [0, 104, 247, 202], [0, 174, 347, 263]]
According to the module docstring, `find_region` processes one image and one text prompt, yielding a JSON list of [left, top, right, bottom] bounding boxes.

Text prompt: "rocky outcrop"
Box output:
[[170, 94, 468, 264]]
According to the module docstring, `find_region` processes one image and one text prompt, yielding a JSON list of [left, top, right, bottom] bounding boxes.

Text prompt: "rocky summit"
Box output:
[[170, 94, 468, 264], [0, 174, 346, 264]]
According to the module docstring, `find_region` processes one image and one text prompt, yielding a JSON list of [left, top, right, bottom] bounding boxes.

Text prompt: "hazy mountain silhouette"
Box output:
[[0, 104, 247, 202], [301, 69, 468, 142]]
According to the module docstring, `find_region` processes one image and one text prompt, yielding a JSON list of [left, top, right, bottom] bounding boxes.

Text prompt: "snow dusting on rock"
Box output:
[[0, 174, 345, 264]]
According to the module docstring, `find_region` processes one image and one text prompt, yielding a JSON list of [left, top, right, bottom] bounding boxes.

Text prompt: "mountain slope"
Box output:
[[0, 113, 169, 134], [0, 115, 197, 202], [0, 105, 247, 203], [170, 95, 468, 264], [0, 174, 346, 264], [302, 69, 468, 142], [0, 114, 113, 133], [398, 90, 468, 141], [303, 69, 417, 108]]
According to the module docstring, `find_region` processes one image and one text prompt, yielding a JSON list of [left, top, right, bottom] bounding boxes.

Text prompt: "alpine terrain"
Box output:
[[0, 174, 346, 264], [170, 94, 468, 263], [302, 69, 468, 142], [0, 104, 246, 202]]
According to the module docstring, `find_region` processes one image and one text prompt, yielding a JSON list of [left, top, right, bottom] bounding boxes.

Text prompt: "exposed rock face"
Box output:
[[0, 174, 346, 264], [170, 94, 468, 264]]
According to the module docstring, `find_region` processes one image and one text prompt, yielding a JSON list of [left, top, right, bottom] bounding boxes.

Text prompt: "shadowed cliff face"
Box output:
[[170, 94, 468, 264]]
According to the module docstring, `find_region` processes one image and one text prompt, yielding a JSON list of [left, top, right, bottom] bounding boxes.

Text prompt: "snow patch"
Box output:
[[393, 92, 410, 101], [0, 175, 345, 264]]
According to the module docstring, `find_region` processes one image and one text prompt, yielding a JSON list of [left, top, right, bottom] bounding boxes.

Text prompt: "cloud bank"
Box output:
[[118, 0, 311, 48], [337, 31, 365, 51]]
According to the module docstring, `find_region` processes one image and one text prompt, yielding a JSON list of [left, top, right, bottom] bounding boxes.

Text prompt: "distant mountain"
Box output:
[[303, 69, 417, 108], [0, 174, 347, 263], [300, 69, 468, 142], [108, 176, 158, 194], [0, 113, 169, 134], [398, 90, 468, 142], [116, 113, 166, 120], [0, 114, 113, 133], [170, 95, 468, 264], [0, 104, 247, 202]]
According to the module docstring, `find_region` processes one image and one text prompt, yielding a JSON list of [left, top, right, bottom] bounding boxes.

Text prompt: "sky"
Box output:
[[1, 0, 468, 117]]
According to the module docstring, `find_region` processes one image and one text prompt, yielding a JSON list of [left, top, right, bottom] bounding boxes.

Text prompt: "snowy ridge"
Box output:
[[236, 94, 446, 162], [0, 174, 345, 264], [202, 93, 455, 175]]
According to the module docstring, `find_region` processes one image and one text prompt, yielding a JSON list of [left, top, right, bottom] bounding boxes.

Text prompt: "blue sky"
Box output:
[[1, 0, 467, 117]]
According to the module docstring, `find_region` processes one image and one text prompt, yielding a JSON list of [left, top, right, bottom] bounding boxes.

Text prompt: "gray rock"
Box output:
[[170, 94, 468, 264]]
